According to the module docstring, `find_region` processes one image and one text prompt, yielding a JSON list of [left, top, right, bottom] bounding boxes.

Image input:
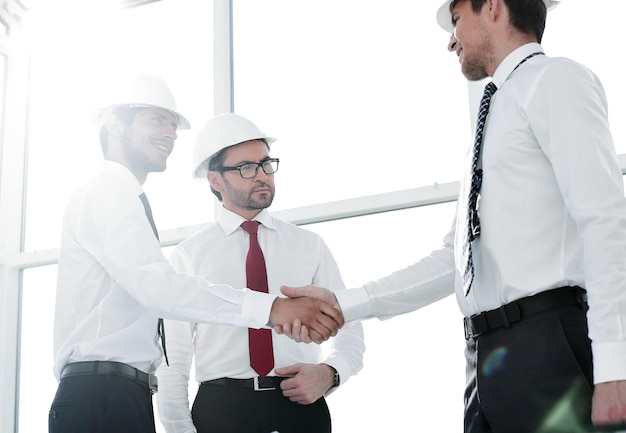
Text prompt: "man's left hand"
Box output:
[[275, 363, 335, 405]]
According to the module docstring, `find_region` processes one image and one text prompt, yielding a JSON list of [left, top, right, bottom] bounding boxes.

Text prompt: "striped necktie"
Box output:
[[462, 81, 497, 296]]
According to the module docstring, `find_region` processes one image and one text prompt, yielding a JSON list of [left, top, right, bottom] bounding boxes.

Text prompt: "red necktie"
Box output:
[[241, 221, 274, 377]]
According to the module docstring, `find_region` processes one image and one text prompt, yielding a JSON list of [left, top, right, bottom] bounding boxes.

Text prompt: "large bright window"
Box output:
[[232, 0, 626, 212], [232, 1, 469, 211]]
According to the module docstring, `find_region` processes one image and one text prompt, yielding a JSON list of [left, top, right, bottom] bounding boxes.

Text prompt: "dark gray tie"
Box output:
[[462, 81, 497, 296], [139, 192, 169, 366]]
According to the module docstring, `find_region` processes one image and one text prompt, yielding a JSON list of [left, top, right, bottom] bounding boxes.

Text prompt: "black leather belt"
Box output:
[[60, 361, 158, 394], [202, 376, 287, 392], [464, 286, 587, 339]]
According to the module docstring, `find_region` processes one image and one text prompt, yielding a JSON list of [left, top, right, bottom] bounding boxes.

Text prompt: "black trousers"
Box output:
[[49, 374, 156, 433], [192, 381, 331, 433], [464, 303, 593, 433]]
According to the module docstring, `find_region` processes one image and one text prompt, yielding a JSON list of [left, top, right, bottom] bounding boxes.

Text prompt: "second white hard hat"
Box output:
[[192, 113, 276, 179]]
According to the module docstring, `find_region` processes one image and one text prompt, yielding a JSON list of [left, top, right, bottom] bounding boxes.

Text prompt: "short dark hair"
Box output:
[[450, 0, 546, 42], [207, 146, 229, 202]]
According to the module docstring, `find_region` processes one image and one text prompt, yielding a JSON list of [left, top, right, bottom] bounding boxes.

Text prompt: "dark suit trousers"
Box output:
[[192, 381, 331, 433], [49, 374, 156, 433], [464, 303, 593, 433]]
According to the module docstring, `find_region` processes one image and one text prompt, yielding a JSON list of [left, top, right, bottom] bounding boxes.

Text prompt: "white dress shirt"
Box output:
[[337, 43, 626, 384], [156, 207, 365, 433], [53, 161, 276, 379]]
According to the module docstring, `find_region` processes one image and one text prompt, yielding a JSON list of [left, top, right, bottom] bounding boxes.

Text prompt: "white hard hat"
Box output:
[[192, 113, 276, 179], [90, 73, 191, 130], [436, 0, 560, 33]]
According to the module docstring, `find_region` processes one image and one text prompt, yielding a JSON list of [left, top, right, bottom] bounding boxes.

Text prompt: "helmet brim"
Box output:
[[90, 103, 191, 130]]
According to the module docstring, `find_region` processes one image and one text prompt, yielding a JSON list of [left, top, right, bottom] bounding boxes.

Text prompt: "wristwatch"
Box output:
[[331, 368, 340, 388]]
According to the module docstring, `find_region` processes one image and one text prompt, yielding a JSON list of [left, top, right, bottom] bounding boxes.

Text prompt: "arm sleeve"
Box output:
[[529, 60, 626, 383], [76, 189, 275, 328], [336, 222, 457, 323], [155, 246, 199, 433], [155, 319, 197, 433]]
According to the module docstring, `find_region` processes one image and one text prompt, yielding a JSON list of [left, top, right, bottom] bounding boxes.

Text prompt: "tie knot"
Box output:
[[241, 220, 260, 235], [484, 81, 497, 96]]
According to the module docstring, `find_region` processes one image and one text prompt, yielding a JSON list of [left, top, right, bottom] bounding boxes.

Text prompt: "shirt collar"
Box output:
[[491, 42, 544, 89], [218, 207, 276, 236], [98, 160, 143, 195]]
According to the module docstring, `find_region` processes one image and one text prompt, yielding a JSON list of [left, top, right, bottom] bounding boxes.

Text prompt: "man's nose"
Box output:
[[448, 32, 458, 52], [162, 123, 178, 140], [253, 166, 269, 181]]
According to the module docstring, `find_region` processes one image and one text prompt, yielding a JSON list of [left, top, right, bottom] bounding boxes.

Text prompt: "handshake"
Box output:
[[268, 285, 341, 344]]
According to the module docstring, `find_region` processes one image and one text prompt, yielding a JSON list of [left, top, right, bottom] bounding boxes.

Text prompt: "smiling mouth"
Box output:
[[153, 143, 171, 154]]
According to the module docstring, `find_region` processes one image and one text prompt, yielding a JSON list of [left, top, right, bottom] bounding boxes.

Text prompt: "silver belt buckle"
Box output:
[[148, 374, 159, 394], [463, 316, 474, 340], [253, 376, 276, 391]]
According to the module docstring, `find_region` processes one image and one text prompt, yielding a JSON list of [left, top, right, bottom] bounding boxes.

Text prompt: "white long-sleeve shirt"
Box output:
[[156, 207, 365, 433], [337, 43, 626, 385], [53, 161, 276, 379]]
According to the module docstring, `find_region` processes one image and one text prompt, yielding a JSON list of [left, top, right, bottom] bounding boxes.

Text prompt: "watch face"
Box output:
[[334, 372, 340, 387]]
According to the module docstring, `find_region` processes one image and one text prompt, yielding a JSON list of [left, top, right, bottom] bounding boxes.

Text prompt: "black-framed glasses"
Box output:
[[217, 158, 280, 179]]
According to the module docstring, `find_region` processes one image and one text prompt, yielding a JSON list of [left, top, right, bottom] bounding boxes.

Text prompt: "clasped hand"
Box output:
[[269, 285, 342, 344]]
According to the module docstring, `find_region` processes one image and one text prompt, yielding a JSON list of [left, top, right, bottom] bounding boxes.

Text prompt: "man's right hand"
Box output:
[[281, 285, 339, 308], [274, 286, 342, 343], [268, 293, 344, 344]]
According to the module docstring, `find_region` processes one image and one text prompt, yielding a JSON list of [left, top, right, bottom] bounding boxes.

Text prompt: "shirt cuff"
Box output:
[[335, 287, 373, 323], [591, 340, 626, 384], [323, 356, 350, 388], [240, 289, 278, 329]]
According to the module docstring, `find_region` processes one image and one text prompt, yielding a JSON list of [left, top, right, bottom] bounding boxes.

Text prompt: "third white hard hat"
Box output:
[[192, 113, 276, 178], [436, 0, 560, 33]]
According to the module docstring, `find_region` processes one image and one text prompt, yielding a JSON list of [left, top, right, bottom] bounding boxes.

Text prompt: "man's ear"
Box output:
[[488, 0, 503, 25], [207, 171, 222, 192], [105, 115, 124, 138]]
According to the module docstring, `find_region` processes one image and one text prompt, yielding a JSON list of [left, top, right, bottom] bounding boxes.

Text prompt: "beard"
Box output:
[[461, 29, 493, 81], [462, 56, 490, 81], [235, 189, 274, 211], [223, 178, 275, 212]]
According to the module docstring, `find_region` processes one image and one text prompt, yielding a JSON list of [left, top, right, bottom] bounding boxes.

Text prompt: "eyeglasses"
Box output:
[[217, 158, 280, 179]]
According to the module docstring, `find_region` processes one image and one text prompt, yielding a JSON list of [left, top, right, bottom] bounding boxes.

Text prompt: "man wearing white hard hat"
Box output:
[[49, 77, 343, 433], [155, 113, 364, 433], [282, 1, 626, 431]]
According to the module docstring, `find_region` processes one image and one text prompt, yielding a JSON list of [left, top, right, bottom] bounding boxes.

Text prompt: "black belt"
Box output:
[[60, 361, 158, 394], [464, 286, 587, 339], [202, 376, 287, 392]]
